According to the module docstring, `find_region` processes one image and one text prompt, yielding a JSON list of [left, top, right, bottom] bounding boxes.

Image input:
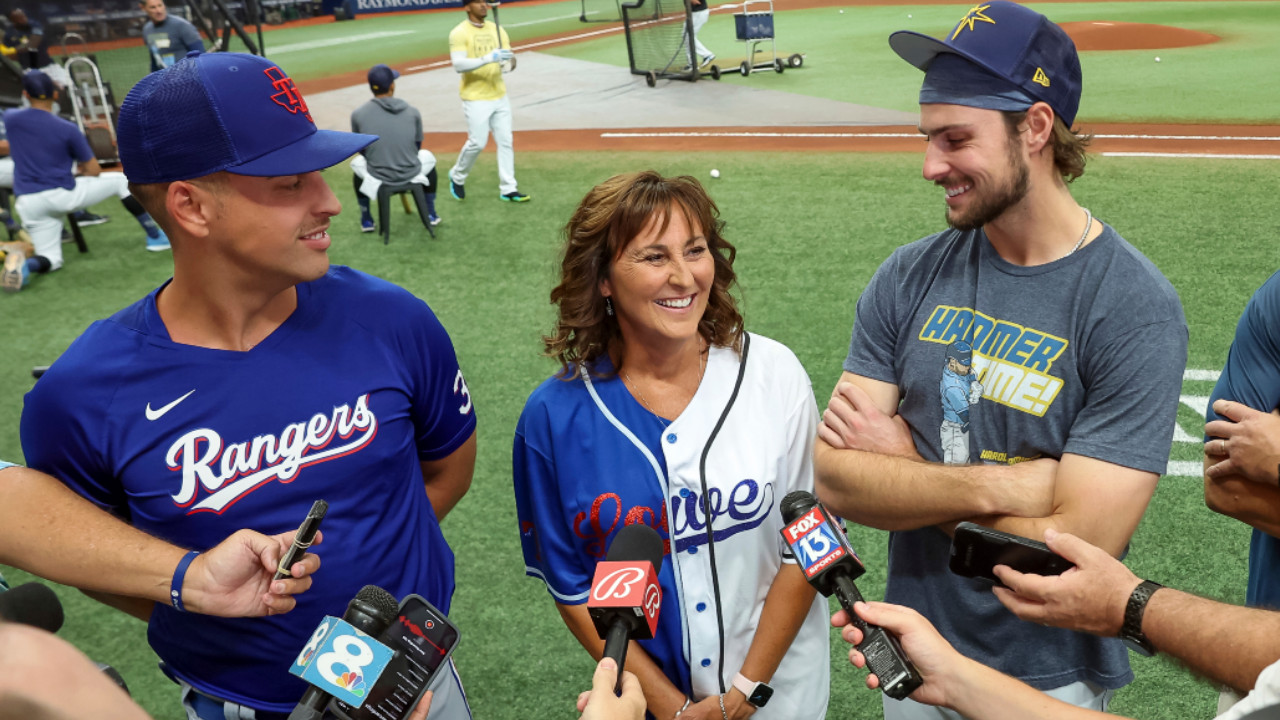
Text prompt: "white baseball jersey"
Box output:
[[515, 333, 830, 718]]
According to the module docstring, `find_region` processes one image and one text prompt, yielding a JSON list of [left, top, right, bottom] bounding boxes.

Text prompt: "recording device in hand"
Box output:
[[779, 491, 922, 700], [275, 499, 328, 582], [0, 582, 130, 692], [0, 582, 65, 633], [587, 523, 664, 694], [288, 585, 400, 720], [949, 522, 1073, 585], [331, 594, 460, 720]]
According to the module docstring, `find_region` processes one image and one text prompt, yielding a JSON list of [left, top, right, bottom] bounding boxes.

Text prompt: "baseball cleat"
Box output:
[[699, 53, 716, 68], [500, 192, 530, 203], [429, 214, 443, 227], [146, 230, 171, 252], [360, 216, 376, 233], [3, 247, 28, 293], [450, 180, 466, 200], [71, 210, 111, 226]]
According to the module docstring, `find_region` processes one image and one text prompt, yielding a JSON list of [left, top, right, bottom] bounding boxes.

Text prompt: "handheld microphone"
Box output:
[[0, 582, 65, 633], [779, 491, 922, 700], [288, 585, 400, 720], [587, 523, 664, 694]]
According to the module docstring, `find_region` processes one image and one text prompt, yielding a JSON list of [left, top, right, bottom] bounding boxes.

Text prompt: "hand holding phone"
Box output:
[[274, 500, 327, 582], [949, 522, 1073, 585]]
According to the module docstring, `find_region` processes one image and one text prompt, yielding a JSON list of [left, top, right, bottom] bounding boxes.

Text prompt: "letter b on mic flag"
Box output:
[[290, 616, 395, 708], [587, 561, 661, 639]]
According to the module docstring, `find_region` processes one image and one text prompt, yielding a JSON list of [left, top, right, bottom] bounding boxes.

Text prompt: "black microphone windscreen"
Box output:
[[605, 523, 664, 573], [780, 490, 818, 523], [0, 583, 64, 633], [353, 585, 400, 622]]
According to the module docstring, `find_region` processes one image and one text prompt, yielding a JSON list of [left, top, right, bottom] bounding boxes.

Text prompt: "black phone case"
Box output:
[[949, 522, 1074, 584], [329, 594, 460, 720]]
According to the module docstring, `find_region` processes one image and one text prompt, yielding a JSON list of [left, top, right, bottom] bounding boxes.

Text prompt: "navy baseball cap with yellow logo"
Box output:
[[22, 69, 56, 100], [889, 1, 1082, 126], [117, 52, 376, 184]]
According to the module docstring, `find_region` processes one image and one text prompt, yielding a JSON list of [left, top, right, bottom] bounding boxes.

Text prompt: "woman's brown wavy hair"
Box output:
[[544, 170, 743, 378]]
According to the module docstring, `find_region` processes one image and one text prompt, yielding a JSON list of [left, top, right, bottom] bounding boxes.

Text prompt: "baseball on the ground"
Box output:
[[710, 169, 721, 178], [1155, 56, 1161, 62]]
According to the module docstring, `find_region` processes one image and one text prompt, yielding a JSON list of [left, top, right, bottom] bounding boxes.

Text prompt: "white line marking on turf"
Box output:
[[1181, 394, 1211, 419], [1185, 369, 1222, 382], [1103, 152, 1280, 160], [269, 31, 415, 53], [1094, 134, 1280, 141], [1166, 460, 1203, 477], [599, 132, 1280, 148], [507, 13, 590, 27]]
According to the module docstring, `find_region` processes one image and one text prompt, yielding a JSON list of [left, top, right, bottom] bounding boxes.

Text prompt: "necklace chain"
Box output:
[[625, 349, 707, 426], [1068, 207, 1093, 256]]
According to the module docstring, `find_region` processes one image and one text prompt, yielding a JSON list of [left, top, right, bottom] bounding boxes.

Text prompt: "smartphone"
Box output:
[[330, 594, 461, 720], [949, 522, 1073, 585]]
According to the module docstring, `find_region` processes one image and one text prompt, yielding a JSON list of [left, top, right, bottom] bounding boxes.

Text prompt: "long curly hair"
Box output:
[[544, 170, 743, 378]]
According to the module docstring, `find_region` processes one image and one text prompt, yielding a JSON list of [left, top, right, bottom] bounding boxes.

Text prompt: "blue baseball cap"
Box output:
[[117, 52, 376, 184], [367, 64, 399, 94], [22, 70, 55, 100], [889, 1, 1082, 126]]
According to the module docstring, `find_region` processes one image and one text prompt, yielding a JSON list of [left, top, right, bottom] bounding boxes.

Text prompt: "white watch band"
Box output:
[[732, 672, 758, 697]]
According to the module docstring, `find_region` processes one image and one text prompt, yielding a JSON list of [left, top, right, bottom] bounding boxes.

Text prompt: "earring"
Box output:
[[605, 297, 614, 316]]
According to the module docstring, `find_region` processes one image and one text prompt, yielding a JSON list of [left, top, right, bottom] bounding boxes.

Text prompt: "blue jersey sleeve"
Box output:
[[513, 386, 593, 605], [67, 123, 94, 164], [1207, 270, 1280, 426], [20, 323, 132, 517], [400, 298, 475, 461]]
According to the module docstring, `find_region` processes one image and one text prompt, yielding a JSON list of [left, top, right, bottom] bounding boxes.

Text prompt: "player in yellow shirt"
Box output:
[[445, 0, 529, 203]]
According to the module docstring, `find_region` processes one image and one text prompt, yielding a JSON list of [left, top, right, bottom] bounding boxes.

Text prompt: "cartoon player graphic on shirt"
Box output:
[[940, 340, 982, 464]]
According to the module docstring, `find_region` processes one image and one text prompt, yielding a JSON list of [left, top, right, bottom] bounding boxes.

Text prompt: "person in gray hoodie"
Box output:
[[350, 63, 441, 232]]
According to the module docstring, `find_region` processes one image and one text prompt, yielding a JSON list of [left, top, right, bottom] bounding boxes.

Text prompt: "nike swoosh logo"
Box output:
[[146, 389, 197, 421]]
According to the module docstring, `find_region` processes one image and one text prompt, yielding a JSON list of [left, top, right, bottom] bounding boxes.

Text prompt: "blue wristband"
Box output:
[[170, 550, 200, 612]]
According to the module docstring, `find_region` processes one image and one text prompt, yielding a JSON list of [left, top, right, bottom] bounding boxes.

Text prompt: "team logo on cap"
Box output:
[[264, 66, 312, 122], [951, 3, 996, 40], [1032, 67, 1050, 87]]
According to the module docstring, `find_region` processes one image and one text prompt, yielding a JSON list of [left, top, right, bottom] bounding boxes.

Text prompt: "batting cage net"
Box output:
[[622, 0, 697, 85], [580, 0, 623, 23]]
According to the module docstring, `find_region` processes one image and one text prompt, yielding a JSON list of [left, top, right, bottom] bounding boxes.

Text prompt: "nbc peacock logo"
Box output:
[[335, 671, 367, 697]]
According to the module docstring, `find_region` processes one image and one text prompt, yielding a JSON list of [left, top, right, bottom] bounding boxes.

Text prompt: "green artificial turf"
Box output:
[[1, 149, 1276, 719], [65, 0, 1279, 124], [543, 0, 1280, 124]]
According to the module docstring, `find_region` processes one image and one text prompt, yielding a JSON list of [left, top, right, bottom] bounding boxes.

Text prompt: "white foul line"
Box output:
[[1102, 152, 1280, 160], [269, 31, 415, 53]]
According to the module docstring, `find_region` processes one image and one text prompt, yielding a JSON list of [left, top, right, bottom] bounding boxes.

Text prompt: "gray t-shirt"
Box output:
[[350, 97, 424, 185], [142, 15, 204, 71], [844, 223, 1187, 690]]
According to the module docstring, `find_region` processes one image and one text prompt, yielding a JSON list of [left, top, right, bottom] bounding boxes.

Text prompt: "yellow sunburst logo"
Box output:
[[1032, 68, 1050, 87], [951, 3, 997, 40]]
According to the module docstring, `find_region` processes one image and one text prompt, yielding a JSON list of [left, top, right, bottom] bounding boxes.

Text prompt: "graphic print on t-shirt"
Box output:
[[920, 304, 1071, 463]]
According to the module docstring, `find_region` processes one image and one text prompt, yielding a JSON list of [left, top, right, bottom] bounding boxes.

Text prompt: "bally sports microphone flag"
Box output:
[[587, 523, 664, 693]]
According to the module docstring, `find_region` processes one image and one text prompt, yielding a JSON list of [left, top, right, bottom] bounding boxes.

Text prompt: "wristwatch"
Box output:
[[732, 672, 774, 708], [1118, 579, 1163, 656]]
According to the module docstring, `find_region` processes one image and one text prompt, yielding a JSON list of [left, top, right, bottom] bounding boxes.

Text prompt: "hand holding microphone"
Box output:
[[779, 491, 922, 700], [587, 523, 664, 694]]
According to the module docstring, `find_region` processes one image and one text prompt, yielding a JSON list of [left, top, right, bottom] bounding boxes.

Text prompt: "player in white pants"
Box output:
[[16, 173, 149, 271], [690, 0, 714, 67], [445, 0, 528, 202], [3, 70, 167, 293]]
